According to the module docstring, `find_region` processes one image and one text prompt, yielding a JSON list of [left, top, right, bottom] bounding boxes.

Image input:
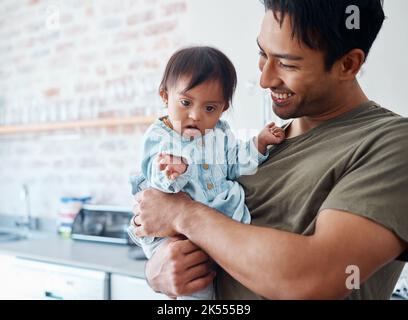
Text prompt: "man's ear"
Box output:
[[337, 49, 366, 80], [159, 89, 168, 105]]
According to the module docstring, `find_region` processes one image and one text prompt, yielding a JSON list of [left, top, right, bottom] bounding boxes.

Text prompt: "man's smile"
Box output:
[[271, 90, 295, 106]]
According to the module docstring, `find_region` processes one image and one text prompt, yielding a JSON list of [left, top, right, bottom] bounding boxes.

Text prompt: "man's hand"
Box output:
[[157, 153, 188, 180], [132, 189, 194, 238], [146, 236, 216, 297], [256, 122, 285, 154]]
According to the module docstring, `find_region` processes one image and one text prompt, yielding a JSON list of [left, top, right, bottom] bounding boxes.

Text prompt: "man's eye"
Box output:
[[258, 50, 267, 58], [205, 106, 216, 112], [180, 100, 190, 107], [278, 61, 296, 70]]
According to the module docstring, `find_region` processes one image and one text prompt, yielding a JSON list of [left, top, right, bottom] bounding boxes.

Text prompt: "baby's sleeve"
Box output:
[[141, 127, 193, 193]]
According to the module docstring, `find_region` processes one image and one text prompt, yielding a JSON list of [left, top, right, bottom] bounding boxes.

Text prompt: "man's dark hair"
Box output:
[[262, 0, 385, 70], [159, 46, 237, 109]]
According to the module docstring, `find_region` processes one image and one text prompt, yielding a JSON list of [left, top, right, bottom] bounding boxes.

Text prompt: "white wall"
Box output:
[[359, 0, 408, 116], [187, 0, 266, 132]]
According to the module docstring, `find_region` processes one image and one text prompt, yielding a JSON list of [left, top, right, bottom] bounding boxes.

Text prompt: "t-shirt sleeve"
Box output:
[[319, 119, 408, 259]]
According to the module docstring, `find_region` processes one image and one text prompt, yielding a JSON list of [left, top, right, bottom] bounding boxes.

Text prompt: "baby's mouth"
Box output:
[[183, 125, 202, 138]]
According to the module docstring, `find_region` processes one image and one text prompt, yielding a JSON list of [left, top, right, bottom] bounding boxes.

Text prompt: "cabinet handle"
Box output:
[[44, 291, 63, 300]]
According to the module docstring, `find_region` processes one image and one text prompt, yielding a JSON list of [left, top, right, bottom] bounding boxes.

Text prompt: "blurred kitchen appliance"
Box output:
[[71, 205, 133, 245]]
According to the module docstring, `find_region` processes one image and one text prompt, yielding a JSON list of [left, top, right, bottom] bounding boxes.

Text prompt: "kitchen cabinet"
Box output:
[[0, 255, 18, 299], [110, 274, 170, 300], [0, 254, 168, 300], [0, 255, 108, 300]]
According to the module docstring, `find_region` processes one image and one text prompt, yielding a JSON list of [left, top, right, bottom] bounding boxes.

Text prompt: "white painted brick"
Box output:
[[0, 0, 188, 219]]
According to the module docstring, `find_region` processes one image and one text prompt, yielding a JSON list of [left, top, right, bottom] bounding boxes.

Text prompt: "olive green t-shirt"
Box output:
[[216, 101, 408, 300]]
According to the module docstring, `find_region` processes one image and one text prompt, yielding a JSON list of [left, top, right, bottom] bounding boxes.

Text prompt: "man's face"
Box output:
[[258, 10, 339, 120]]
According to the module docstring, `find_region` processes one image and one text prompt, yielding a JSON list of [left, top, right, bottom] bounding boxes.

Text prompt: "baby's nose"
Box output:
[[188, 109, 201, 120]]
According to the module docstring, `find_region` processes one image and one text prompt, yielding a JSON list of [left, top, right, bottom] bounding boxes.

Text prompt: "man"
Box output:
[[132, 0, 408, 299]]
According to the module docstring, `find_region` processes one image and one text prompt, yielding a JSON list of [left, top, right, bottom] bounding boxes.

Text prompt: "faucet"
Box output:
[[16, 184, 36, 232]]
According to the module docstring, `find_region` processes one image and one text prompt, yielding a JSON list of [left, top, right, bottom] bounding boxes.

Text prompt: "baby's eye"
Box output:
[[180, 100, 190, 107], [205, 105, 216, 113]]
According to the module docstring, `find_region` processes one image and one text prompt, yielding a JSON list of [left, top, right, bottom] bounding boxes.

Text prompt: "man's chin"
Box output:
[[273, 106, 295, 120]]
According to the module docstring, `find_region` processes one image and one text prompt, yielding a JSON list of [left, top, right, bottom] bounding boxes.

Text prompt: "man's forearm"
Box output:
[[175, 202, 323, 299]]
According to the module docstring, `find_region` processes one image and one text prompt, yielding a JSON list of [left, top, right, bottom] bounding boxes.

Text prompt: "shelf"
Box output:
[[0, 116, 156, 134]]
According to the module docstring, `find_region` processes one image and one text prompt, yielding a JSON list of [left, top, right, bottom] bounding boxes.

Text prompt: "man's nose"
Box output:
[[260, 60, 283, 89]]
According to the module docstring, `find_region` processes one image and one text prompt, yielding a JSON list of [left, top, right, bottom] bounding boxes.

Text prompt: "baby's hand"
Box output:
[[257, 122, 286, 154], [157, 153, 188, 180]]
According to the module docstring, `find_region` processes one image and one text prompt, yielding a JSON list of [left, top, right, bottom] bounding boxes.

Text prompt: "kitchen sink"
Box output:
[[0, 230, 26, 242]]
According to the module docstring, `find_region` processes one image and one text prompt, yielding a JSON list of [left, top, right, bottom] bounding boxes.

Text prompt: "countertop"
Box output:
[[0, 229, 147, 278]]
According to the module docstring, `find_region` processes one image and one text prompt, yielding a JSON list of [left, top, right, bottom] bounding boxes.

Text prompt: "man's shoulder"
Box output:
[[344, 103, 408, 143], [367, 109, 408, 140]]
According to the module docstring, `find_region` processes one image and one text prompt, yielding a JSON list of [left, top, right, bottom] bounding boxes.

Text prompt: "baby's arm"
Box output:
[[256, 122, 285, 155], [222, 121, 285, 180]]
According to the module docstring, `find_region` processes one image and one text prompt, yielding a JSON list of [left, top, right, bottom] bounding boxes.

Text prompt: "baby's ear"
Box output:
[[159, 89, 168, 106], [223, 103, 230, 111]]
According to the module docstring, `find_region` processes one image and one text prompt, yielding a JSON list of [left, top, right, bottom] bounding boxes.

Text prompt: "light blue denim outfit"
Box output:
[[128, 117, 269, 300]]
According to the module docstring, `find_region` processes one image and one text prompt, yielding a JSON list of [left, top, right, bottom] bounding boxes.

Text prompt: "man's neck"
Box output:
[[286, 86, 369, 139]]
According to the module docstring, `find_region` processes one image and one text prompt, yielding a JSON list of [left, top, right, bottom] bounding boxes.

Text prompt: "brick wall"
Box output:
[[0, 0, 189, 217]]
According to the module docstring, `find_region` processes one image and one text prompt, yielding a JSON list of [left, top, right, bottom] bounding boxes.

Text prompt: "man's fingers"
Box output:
[[132, 201, 140, 215], [134, 225, 144, 237], [169, 235, 187, 241], [183, 271, 216, 296], [132, 215, 142, 227], [176, 239, 201, 254], [184, 250, 211, 267], [184, 261, 213, 280]]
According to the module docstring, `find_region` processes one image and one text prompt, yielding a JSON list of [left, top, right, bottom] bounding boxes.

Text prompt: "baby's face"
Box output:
[[162, 77, 227, 138]]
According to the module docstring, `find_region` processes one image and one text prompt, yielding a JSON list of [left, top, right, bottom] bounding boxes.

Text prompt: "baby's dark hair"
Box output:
[[159, 46, 237, 110]]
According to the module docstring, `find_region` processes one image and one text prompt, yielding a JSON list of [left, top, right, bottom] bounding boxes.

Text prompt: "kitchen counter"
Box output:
[[0, 230, 147, 278]]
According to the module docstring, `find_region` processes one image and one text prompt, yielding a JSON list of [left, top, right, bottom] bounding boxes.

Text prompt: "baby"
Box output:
[[128, 46, 285, 300]]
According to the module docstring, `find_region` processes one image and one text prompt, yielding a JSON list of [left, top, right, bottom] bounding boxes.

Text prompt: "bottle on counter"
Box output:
[[57, 196, 91, 238]]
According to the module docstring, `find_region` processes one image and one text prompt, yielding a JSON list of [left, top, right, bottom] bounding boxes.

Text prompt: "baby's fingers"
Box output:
[[158, 159, 167, 171], [272, 127, 285, 137], [169, 172, 180, 180]]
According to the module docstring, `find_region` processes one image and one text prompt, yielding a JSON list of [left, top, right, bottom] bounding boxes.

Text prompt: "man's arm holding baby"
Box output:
[[136, 190, 406, 299]]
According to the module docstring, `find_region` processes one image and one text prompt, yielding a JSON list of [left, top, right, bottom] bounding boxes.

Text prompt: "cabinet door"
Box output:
[[0, 256, 108, 300], [110, 274, 170, 300], [0, 254, 25, 299]]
